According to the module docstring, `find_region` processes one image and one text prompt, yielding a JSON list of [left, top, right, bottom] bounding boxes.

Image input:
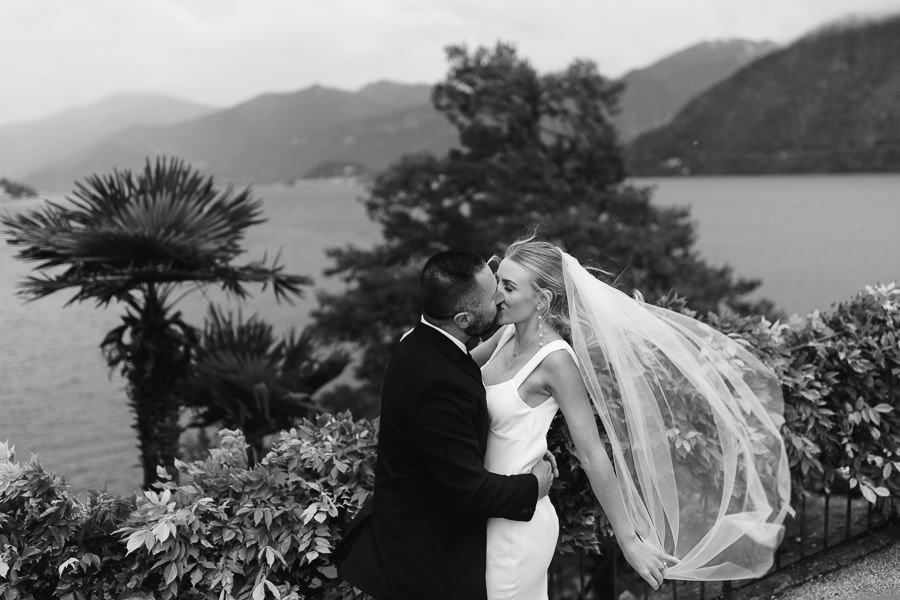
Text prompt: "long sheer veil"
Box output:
[[561, 250, 791, 581]]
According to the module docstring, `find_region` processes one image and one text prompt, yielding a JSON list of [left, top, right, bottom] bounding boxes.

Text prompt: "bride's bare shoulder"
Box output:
[[471, 324, 511, 366], [538, 342, 580, 379]]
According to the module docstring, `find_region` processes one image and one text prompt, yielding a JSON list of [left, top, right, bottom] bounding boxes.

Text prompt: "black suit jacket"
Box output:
[[335, 323, 538, 600]]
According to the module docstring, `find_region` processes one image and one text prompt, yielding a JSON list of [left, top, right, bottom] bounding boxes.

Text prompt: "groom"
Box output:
[[334, 250, 555, 600]]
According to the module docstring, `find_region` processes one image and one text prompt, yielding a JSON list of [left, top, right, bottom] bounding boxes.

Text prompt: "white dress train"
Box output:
[[484, 326, 577, 600]]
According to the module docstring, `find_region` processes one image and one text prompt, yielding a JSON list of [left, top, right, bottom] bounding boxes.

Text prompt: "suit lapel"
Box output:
[[411, 324, 483, 385]]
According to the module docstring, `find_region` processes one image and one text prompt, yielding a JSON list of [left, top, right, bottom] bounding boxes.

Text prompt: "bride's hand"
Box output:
[[620, 536, 679, 590]]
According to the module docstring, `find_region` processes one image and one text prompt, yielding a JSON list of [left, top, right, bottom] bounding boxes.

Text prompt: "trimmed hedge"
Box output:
[[1, 283, 898, 598]]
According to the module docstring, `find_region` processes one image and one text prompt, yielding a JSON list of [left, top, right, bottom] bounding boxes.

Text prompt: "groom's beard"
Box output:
[[463, 309, 499, 339]]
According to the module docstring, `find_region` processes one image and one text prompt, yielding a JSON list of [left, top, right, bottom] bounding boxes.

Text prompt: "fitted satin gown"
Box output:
[[483, 326, 578, 600]]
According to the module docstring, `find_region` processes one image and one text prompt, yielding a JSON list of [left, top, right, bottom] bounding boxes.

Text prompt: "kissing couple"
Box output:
[[334, 236, 791, 600]]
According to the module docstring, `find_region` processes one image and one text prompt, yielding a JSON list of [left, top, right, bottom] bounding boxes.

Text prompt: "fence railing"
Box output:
[[549, 492, 896, 600]]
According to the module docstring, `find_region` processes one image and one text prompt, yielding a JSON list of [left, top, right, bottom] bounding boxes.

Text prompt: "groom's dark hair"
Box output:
[[419, 251, 486, 321]]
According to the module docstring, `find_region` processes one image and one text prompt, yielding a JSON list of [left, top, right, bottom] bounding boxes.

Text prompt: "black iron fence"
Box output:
[[549, 492, 896, 600]]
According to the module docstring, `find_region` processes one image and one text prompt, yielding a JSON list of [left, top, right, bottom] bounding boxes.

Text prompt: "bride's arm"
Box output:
[[542, 352, 676, 590], [470, 325, 507, 367]]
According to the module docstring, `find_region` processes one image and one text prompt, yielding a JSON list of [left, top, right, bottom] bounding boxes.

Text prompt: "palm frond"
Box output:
[[15, 259, 310, 307], [2, 157, 308, 304], [181, 306, 349, 445]]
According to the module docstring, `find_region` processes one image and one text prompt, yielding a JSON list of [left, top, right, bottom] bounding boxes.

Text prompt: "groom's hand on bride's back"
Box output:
[[542, 450, 559, 478], [530, 458, 555, 499]]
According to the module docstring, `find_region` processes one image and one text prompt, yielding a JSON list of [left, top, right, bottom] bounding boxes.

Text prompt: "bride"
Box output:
[[472, 237, 791, 600]]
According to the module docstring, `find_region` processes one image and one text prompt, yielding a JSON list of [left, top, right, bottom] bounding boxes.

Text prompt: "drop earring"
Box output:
[[538, 313, 544, 347]]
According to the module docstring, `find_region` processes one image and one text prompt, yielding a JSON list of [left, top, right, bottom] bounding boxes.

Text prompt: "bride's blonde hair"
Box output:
[[496, 235, 572, 341]]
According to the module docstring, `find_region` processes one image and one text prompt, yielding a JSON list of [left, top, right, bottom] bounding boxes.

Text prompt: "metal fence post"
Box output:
[[845, 493, 853, 540], [799, 495, 807, 558]]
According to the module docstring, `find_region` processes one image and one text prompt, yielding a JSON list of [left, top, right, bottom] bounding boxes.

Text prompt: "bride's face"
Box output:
[[495, 258, 540, 326]]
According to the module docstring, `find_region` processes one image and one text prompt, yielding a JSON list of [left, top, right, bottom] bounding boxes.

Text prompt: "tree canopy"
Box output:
[[314, 43, 768, 411]]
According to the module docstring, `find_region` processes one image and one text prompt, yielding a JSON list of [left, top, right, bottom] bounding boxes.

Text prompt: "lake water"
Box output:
[[640, 175, 900, 314], [1, 175, 898, 495]]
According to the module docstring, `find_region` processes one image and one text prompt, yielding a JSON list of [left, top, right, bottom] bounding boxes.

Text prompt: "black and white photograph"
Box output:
[[1, 1, 898, 599]]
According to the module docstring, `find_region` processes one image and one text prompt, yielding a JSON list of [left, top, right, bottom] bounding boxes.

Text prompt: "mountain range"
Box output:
[[0, 94, 214, 183], [7, 17, 898, 191], [6, 39, 772, 191], [627, 15, 900, 174], [22, 82, 448, 190], [611, 39, 777, 141]]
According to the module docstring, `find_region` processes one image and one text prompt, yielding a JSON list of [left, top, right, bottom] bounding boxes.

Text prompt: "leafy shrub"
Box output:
[[181, 306, 350, 465], [547, 412, 608, 555], [549, 284, 898, 557], [1, 413, 376, 600], [0, 443, 133, 600], [659, 284, 899, 513], [790, 283, 900, 507], [1, 283, 898, 598]]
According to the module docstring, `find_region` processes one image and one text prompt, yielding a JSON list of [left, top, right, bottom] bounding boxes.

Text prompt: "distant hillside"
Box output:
[[26, 83, 435, 190], [0, 94, 214, 179], [269, 103, 456, 181], [613, 39, 777, 141], [303, 160, 369, 179], [627, 15, 900, 175], [356, 80, 434, 107], [0, 177, 36, 200], [23, 36, 812, 190]]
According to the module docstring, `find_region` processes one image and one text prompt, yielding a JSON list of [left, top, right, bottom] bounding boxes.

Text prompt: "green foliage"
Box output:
[[788, 283, 900, 504], [181, 306, 350, 463], [314, 42, 769, 409], [0, 414, 376, 600], [547, 413, 608, 555], [1, 283, 897, 597], [2, 157, 306, 306], [546, 282, 900, 555], [2, 157, 309, 489], [658, 284, 900, 512], [0, 443, 135, 600]]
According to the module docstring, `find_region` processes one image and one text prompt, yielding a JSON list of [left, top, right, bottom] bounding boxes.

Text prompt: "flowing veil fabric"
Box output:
[[560, 251, 791, 581]]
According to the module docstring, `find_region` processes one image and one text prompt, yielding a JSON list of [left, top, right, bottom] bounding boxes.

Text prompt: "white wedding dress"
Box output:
[[483, 325, 577, 600], [479, 249, 790, 593]]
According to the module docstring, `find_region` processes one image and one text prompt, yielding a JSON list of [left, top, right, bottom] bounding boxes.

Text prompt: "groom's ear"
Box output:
[[453, 311, 471, 330]]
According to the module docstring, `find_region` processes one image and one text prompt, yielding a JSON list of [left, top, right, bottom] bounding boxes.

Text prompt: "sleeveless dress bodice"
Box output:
[[482, 325, 578, 600]]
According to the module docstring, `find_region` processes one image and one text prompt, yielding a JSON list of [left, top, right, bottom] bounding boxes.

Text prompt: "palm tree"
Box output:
[[1, 157, 308, 488], [181, 306, 349, 464]]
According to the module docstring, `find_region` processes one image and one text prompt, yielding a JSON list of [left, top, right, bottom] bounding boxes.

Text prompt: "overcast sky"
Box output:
[[2, 0, 898, 126]]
